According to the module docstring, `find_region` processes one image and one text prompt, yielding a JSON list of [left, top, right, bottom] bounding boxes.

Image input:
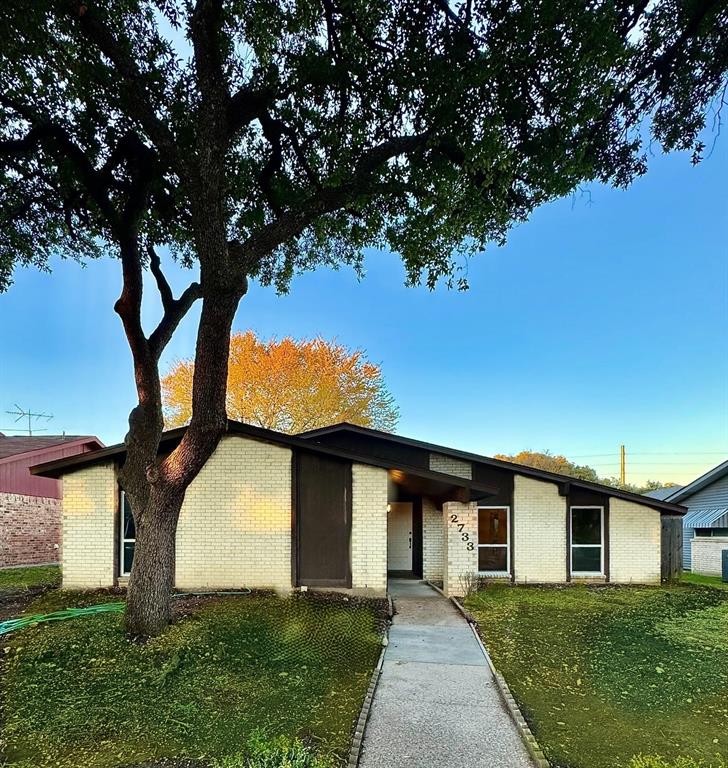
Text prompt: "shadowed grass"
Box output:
[[465, 583, 728, 768], [0, 593, 384, 767], [0, 565, 60, 594]]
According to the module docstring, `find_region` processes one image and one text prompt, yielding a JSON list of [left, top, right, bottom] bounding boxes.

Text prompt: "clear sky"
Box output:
[[0, 140, 726, 486]]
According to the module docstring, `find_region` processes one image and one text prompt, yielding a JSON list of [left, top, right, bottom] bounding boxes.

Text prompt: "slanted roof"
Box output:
[[297, 422, 687, 514], [0, 434, 102, 461], [30, 421, 499, 500], [666, 459, 728, 503], [643, 486, 684, 501]]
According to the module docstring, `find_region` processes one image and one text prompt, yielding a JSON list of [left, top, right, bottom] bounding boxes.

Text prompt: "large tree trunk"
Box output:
[[124, 484, 182, 636], [122, 282, 246, 637]]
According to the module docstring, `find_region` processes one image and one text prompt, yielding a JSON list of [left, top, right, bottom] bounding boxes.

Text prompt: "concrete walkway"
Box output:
[[358, 580, 533, 768]]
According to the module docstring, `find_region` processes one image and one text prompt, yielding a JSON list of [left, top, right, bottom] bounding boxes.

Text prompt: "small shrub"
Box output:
[[212, 732, 336, 768], [458, 571, 481, 597]]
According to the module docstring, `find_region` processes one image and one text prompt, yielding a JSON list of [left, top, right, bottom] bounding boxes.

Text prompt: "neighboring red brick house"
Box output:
[[0, 433, 104, 568]]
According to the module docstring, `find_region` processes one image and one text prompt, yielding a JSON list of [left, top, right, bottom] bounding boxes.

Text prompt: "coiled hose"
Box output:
[[0, 589, 252, 636]]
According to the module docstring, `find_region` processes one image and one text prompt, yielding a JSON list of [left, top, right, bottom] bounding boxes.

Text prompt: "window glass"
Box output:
[[123, 541, 135, 574], [478, 508, 508, 545], [479, 546, 507, 572], [121, 491, 136, 575], [572, 546, 601, 573], [572, 507, 601, 545], [123, 494, 136, 539]]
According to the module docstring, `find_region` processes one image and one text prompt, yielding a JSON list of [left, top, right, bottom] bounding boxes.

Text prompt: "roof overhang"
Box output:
[[666, 459, 728, 503], [298, 423, 688, 515]]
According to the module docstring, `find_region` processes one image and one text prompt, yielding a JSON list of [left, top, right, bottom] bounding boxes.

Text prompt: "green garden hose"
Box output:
[[0, 589, 253, 637], [0, 603, 125, 636]]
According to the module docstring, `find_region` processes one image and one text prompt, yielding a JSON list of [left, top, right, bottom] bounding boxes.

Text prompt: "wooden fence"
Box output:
[[661, 515, 683, 582]]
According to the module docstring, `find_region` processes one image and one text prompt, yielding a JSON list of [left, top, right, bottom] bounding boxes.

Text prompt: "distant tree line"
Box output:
[[494, 450, 679, 494]]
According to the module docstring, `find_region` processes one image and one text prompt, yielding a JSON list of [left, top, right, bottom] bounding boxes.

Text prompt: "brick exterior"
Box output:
[[422, 496, 444, 580], [513, 474, 567, 583], [351, 464, 388, 591], [429, 452, 472, 479], [62, 462, 117, 588], [58, 434, 666, 593], [608, 498, 661, 583], [175, 436, 292, 591], [691, 537, 728, 576], [0, 492, 61, 567], [443, 501, 478, 595]]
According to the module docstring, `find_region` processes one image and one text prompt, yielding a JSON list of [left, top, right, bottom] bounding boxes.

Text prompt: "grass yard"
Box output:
[[465, 582, 728, 768], [0, 591, 385, 768], [0, 565, 61, 594]]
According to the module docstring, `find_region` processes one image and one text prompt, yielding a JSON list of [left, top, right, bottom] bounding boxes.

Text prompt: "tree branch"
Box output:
[[241, 132, 429, 258], [61, 1, 178, 164]]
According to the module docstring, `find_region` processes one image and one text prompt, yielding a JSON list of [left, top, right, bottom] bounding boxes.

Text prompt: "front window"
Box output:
[[478, 506, 510, 575], [570, 506, 603, 575], [120, 491, 135, 576]]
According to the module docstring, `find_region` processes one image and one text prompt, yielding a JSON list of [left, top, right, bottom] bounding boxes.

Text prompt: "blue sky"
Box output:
[[0, 141, 726, 486]]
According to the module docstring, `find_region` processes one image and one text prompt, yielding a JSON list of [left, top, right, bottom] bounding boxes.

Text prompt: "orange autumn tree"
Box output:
[[162, 331, 399, 434]]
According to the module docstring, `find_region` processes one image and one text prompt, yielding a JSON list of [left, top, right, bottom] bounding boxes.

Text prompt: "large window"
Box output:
[[570, 506, 603, 575], [478, 506, 510, 575], [120, 491, 135, 576]]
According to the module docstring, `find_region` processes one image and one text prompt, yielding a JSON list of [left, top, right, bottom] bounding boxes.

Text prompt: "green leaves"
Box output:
[[0, 0, 726, 291]]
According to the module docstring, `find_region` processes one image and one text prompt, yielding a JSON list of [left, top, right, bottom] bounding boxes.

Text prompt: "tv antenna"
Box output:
[[1, 405, 53, 436]]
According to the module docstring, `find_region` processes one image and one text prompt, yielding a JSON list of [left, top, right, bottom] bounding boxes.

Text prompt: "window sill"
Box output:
[[479, 572, 511, 579], [571, 573, 606, 581]]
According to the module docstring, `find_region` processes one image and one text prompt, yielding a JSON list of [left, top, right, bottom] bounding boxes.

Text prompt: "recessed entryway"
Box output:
[[387, 501, 413, 573]]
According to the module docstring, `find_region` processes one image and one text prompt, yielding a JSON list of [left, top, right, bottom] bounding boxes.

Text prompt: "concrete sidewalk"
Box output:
[[358, 579, 533, 768]]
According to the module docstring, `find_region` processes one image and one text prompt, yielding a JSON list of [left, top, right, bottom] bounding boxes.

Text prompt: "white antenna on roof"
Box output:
[[1, 405, 53, 436]]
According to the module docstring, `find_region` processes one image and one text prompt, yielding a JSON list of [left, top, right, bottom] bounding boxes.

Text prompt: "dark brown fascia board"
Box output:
[[30, 420, 499, 497], [297, 422, 688, 515]]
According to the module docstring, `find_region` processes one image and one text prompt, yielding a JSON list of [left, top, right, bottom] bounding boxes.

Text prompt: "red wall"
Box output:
[[0, 441, 99, 498]]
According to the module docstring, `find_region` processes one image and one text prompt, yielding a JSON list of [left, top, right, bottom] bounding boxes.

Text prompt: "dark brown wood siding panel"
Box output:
[[296, 451, 352, 587], [471, 464, 514, 506], [307, 432, 429, 469]]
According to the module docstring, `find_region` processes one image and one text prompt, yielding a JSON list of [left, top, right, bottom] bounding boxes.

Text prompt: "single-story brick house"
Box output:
[[31, 421, 685, 595], [0, 433, 104, 568]]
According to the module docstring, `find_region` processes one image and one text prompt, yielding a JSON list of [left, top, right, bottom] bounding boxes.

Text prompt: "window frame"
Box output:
[[120, 490, 135, 577], [570, 505, 604, 576], [477, 505, 511, 577]]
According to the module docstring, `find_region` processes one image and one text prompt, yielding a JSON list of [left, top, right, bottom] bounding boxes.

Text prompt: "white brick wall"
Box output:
[[443, 501, 478, 595], [513, 474, 566, 583], [175, 436, 292, 591], [422, 497, 444, 580], [608, 498, 661, 583], [691, 537, 728, 576], [429, 453, 472, 479], [62, 462, 117, 589], [351, 464, 387, 591]]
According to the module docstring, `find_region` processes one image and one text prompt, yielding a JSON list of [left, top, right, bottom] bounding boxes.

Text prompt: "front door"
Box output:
[[388, 502, 413, 572]]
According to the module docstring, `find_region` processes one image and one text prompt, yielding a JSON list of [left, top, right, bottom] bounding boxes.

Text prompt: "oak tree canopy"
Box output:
[[1, 0, 725, 634]]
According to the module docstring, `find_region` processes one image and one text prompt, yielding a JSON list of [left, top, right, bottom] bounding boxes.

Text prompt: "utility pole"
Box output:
[[620, 444, 626, 486], [2, 405, 53, 436]]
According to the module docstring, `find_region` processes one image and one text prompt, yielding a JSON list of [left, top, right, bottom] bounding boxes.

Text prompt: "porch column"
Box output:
[[443, 500, 478, 596]]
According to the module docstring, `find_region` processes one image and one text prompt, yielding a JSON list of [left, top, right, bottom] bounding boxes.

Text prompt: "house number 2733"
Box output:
[[450, 514, 475, 550]]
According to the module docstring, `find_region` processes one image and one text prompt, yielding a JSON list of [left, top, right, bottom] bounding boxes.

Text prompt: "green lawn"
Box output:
[[680, 572, 728, 591], [0, 565, 61, 593], [0, 592, 384, 768], [465, 583, 728, 768]]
